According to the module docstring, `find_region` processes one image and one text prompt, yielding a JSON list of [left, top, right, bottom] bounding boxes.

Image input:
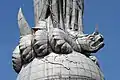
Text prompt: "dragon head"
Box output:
[[77, 31, 104, 53]]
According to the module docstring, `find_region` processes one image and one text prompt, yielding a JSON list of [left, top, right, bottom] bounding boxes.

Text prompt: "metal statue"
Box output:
[[12, 0, 105, 80]]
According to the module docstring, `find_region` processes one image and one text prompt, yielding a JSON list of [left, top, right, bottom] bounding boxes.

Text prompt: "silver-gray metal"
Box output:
[[12, 0, 105, 80], [18, 8, 32, 37]]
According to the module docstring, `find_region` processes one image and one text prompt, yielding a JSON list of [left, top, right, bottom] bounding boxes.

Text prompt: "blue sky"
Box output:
[[0, 0, 119, 80]]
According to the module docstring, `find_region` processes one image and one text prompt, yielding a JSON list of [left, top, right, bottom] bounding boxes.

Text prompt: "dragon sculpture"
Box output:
[[12, 0, 104, 80]]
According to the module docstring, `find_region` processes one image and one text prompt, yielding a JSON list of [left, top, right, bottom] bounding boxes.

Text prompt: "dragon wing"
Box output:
[[18, 8, 32, 37], [33, 0, 49, 26]]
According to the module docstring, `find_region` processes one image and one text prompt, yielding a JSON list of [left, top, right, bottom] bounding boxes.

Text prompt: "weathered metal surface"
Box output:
[[18, 8, 32, 37], [12, 0, 105, 80], [16, 52, 104, 80]]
